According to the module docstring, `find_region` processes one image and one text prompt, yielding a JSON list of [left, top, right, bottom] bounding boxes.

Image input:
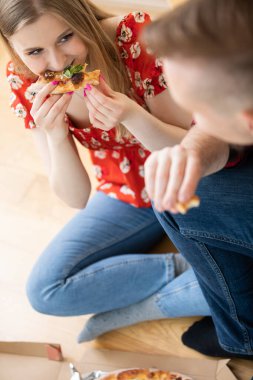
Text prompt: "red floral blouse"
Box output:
[[6, 12, 168, 207]]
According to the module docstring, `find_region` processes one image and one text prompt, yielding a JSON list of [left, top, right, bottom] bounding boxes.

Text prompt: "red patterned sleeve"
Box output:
[[6, 61, 37, 129], [116, 12, 167, 100]]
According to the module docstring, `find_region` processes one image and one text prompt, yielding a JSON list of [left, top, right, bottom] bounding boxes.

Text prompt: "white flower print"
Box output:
[[29, 120, 36, 129], [132, 12, 145, 23], [159, 74, 167, 88], [120, 185, 135, 198], [25, 88, 37, 103], [130, 42, 141, 59], [143, 78, 155, 98], [126, 67, 132, 81], [120, 157, 131, 174], [91, 137, 101, 147], [121, 48, 129, 60], [143, 78, 152, 89], [7, 62, 15, 72], [81, 141, 89, 148], [82, 127, 91, 133], [138, 148, 146, 158], [135, 72, 142, 88], [141, 188, 150, 203], [112, 151, 120, 159], [108, 192, 118, 199], [7, 74, 24, 90], [101, 131, 110, 141], [139, 165, 144, 178], [129, 137, 139, 144], [94, 150, 107, 159], [119, 24, 133, 43], [100, 183, 112, 190], [144, 87, 154, 98], [14, 103, 27, 118], [93, 165, 102, 179], [9, 93, 16, 106], [155, 58, 163, 68]]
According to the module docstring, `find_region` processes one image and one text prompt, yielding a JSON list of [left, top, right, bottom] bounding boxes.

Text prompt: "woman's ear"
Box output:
[[242, 110, 253, 132]]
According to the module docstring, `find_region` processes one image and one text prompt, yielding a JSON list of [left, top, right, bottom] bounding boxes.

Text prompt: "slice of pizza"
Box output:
[[99, 368, 192, 380], [29, 64, 100, 95], [176, 195, 200, 215]]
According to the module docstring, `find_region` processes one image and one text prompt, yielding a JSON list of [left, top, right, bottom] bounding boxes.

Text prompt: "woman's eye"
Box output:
[[60, 32, 74, 43], [27, 49, 43, 56]]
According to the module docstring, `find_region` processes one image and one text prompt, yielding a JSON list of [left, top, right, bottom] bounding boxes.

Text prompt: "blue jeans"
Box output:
[[26, 192, 209, 318], [155, 154, 253, 355]]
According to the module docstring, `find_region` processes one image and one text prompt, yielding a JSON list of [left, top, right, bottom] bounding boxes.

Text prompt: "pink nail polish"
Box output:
[[100, 74, 105, 81], [83, 89, 87, 97], [86, 84, 92, 91], [67, 91, 74, 95], [51, 80, 59, 85]]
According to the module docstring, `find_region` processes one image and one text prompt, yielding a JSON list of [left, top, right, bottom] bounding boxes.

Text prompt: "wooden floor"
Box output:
[[1, 2, 253, 379]]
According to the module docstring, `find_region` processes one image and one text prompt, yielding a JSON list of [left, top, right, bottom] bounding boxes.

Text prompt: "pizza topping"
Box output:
[[71, 71, 84, 85], [44, 71, 56, 80], [63, 64, 84, 79]]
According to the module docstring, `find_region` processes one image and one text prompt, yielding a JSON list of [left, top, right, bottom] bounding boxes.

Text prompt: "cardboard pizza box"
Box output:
[[0, 342, 237, 380]]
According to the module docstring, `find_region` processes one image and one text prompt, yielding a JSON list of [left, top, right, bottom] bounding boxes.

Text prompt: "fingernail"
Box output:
[[67, 91, 74, 95], [83, 89, 87, 97], [100, 74, 105, 80], [51, 80, 59, 85], [85, 84, 92, 91]]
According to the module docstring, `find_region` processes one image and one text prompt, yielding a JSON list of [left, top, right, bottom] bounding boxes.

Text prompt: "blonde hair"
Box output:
[[0, 0, 131, 139]]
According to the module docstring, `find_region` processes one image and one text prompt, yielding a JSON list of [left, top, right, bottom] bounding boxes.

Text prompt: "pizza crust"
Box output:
[[176, 195, 200, 215]]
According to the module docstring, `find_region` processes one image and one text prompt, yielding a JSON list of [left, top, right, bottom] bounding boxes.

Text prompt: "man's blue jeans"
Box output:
[[155, 153, 253, 355]]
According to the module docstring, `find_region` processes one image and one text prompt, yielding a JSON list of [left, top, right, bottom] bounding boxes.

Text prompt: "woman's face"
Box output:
[[9, 13, 88, 75]]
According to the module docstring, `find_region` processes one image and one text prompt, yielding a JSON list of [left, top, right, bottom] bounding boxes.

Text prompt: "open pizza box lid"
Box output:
[[0, 341, 237, 380]]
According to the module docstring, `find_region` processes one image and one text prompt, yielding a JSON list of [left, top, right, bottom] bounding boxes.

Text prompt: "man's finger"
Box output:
[[163, 145, 186, 211], [144, 151, 159, 201], [178, 154, 202, 203]]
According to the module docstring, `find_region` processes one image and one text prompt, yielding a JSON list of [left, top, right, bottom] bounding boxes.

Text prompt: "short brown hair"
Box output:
[[143, 0, 253, 62]]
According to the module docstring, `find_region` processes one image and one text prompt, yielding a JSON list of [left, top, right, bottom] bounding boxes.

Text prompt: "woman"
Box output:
[[0, 0, 210, 342]]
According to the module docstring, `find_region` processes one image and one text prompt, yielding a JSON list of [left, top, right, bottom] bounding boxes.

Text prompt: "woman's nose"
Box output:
[[47, 50, 68, 72]]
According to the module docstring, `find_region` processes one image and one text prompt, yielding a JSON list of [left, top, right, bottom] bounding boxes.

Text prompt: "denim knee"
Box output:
[[26, 269, 54, 315]]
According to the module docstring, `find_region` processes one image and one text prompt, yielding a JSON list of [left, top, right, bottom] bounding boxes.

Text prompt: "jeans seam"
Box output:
[[156, 280, 200, 301], [182, 229, 253, 250], [66, 256, 168, 283], [196, 241, 253, 353]]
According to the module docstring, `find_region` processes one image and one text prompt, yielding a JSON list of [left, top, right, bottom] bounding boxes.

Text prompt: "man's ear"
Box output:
[[242, 110, 253, 132]]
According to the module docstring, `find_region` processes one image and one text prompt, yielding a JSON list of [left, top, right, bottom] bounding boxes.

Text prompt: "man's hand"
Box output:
[[144, 128, 230, 213], [145, 145, 202, 213]]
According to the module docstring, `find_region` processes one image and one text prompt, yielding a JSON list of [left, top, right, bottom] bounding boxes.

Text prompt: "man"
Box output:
[[143, 0, 253, 358]]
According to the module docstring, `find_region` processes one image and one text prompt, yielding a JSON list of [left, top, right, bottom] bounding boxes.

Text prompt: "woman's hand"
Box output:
[[84, 78, 134, 130], [30, 82, 73, 144]]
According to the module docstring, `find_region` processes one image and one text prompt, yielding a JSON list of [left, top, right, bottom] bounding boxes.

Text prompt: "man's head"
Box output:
[[143, 0, 253, 145]]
